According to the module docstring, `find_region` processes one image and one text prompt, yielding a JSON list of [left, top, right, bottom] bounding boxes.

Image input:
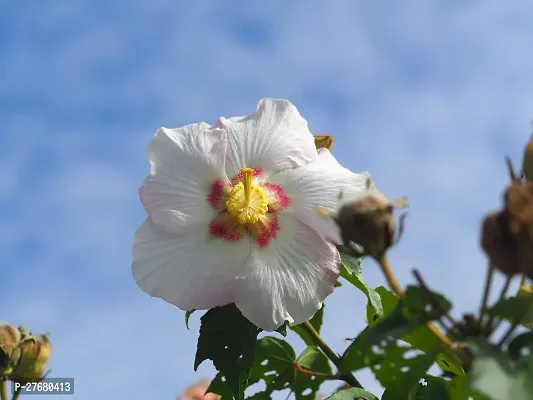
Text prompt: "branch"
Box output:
[[301, 321, 364, 389], [412, 268, 458, 331]]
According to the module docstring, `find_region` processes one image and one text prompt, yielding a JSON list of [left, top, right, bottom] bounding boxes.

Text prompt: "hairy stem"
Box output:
[[301, 321, 364, 388]]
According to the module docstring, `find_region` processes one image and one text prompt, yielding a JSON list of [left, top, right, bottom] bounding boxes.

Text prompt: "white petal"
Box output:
[[234, 216, 340, 331], [270, 148, 373, 245], [216, 98, 318, 179], [139, 124, 228, 223], [132, 217, 251, 310]]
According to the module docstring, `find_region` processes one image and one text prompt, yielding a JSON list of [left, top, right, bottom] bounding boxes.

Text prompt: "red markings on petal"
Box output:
[[207, 179, 229, 210], [209, 213, 243, 242], [262, 182, 291, 211], [254, 214, 280, 249]]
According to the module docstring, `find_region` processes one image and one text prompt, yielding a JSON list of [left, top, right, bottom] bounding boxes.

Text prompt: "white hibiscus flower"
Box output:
[[132, 98, 373, 331]]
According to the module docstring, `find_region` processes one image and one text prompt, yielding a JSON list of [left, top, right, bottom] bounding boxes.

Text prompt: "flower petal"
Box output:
[[139, 124, 228, 222], [132, 217, 251, 310], [270, 148, 373, 245], [234, 216, 340, 331], [216, 98, 318, 179]]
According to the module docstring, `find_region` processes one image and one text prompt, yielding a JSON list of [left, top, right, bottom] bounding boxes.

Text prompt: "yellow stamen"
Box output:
[[226, 168, 268, 224]]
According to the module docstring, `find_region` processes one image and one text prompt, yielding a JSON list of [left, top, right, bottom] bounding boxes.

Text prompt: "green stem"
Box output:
[[0, 380, 8, 400], [479, 263, 495, 327], [301, 321, 364, 389]]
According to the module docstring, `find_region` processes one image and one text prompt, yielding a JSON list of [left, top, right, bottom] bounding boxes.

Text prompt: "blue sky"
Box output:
[[2, 1, 533, 399]]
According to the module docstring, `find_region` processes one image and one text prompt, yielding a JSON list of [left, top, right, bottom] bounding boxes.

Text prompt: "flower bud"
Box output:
[[504, 182, 533, 280], [10, 331, 51, 384], [314, 135, 334, 151], [335, 191, 408, 259], [0, 323, 21, 376], [481, 210, 519, 277]]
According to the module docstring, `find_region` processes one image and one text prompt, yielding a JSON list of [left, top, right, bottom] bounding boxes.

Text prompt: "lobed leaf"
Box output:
[[324, 387, 378, 400], [194, 304, 262, 400], [245, 337, 332, 400]]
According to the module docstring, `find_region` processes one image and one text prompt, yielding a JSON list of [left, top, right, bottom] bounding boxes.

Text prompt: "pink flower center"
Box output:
[[206, 168, 290, 249]]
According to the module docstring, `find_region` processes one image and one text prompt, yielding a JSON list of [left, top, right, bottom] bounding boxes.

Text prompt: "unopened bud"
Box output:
[[481, 210, 519, 277], [334, 191, 408, 259], [10, 332, 51, 384], [313, 135, 334, 151], [504, 182, 533, 280], [0, 323, 21, 376]]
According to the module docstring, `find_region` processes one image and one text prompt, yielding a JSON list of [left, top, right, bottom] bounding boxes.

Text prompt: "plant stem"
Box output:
[[479, 263, 495, 326], [301, 321, 364, 389], [0, 380, 8, 400], [378, 256, 454, 348], [412, 269, 457, 330], [485, 275, 512, 336]]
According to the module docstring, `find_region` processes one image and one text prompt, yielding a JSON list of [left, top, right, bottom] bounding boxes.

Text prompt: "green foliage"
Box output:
[[340, 255, 383, 319], [378, 349, 441, 399], [185, 310, 196, 330], [467, 337, 533, 400], [487, 294, 533, 327], [342, 285, 463, 378], [194, 304, 262, 400], [324, 387, 378, 399], [291, 304, 324, 346], [246, 337, 332, 400]]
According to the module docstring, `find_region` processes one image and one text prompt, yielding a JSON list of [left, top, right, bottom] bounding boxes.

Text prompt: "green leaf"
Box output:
[[207, 374, 233, 399], [334, 280, 342, 288], [487, 294, 533, 327], [508, 331, 533, 361], [247, 338, 332, 400], [343, 286, 462, 376], [185, 310, 196, 330], [194, 304, 262, 400], [291, 304, 324, 346], [365, 286, 398, 326], [340, 253, 363, 274], [402, 375, 450, 400], [444, 375, 488, 400], [467, 337, 533, 400], [340, 260, 383, 320], [362, 285, 451, 349], [275, 322, 288, 337], [379, 348, 440, 398], [324, 387, 378, 400], [293, 346, 332, 399]]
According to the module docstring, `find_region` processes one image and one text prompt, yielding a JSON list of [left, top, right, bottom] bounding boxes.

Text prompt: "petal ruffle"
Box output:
[[269, 148, 373, 245], [234, 216, 340, 331], [132, 217, 251, 310], [139, 124, 228, 225], [216, 98, 318, 179]]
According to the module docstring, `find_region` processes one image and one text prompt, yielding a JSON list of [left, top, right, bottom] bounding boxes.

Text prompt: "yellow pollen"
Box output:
[[226, 168, 268, 224]]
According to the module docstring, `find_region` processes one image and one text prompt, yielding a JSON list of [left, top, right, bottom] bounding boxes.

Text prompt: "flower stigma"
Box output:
[[226, 168, 269, 224]]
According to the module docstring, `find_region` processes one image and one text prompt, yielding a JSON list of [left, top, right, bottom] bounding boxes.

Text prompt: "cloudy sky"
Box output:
[[2, 1, 533, 399]]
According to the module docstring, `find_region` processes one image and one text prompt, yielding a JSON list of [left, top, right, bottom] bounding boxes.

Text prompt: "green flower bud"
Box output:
[[0, 322, 21, 377], [10, 331, 52, 384]]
